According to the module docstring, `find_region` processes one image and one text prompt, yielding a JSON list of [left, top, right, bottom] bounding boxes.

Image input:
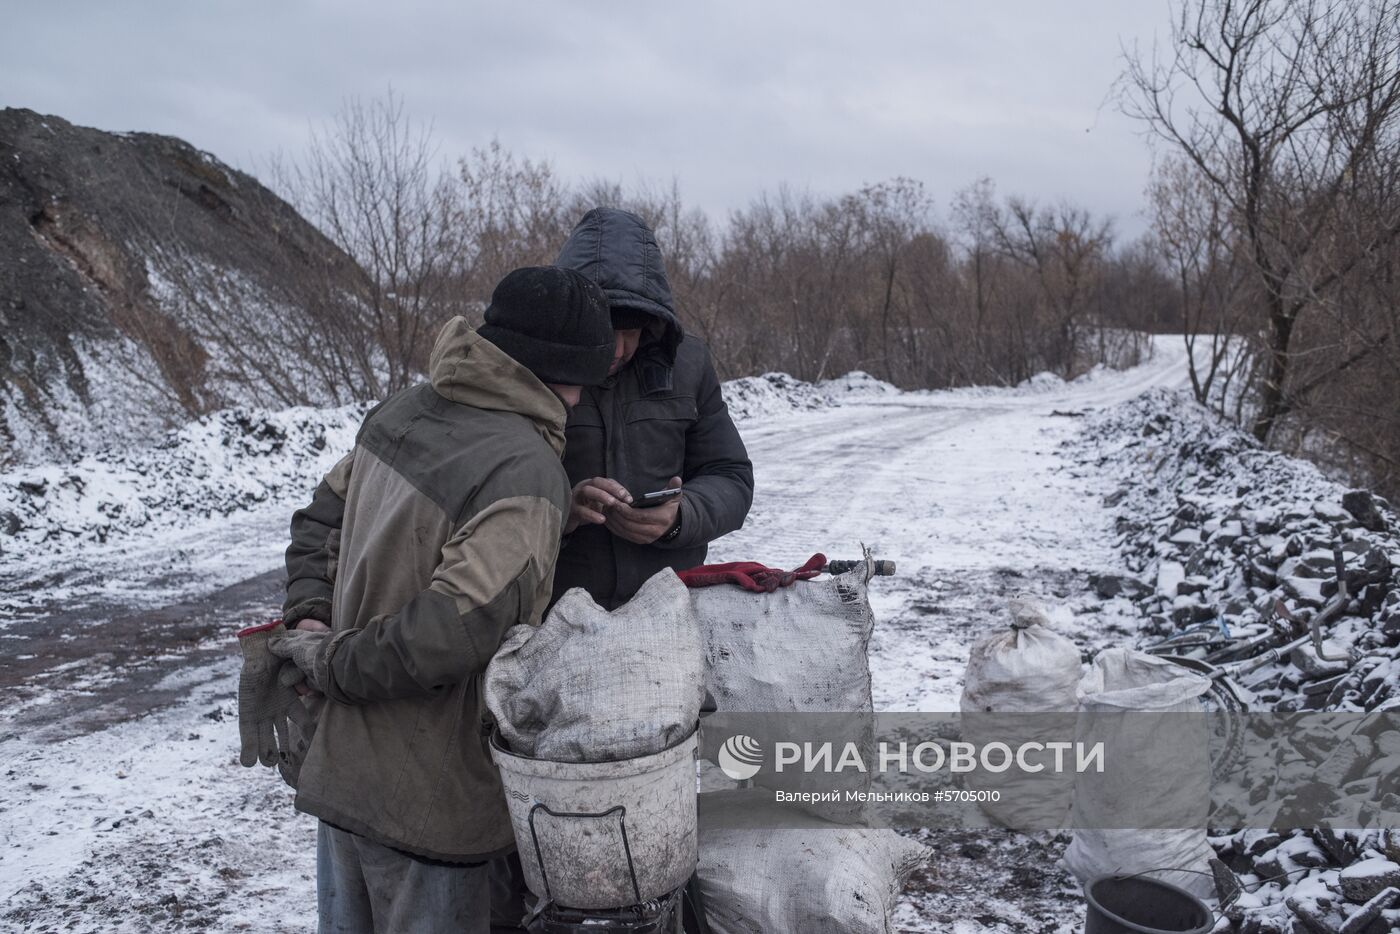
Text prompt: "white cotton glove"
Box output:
[[236, 621, 310, 768]]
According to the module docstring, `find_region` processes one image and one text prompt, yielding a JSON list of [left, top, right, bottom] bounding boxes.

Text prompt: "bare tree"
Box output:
[[1149, 156, 1255, 412], [990, 198, 1114, 377], [951, 179, 1012, 383], [847, 178, 934, 380], [279, 90, 470, 394], [459, 140, 571, 308], [1122, 0, 1400, 441]]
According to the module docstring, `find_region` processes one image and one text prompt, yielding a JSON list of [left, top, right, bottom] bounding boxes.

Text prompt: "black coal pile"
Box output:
[[0, 107, 368, 467], [1069, 388, 1400, 933]]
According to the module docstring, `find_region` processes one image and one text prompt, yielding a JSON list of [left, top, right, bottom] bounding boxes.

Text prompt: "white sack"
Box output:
[[1063, 647, 1216, 898], [484, 569, 704, 763], [959, 597, 1082, 829], [696, 791, 929, 934], [695, 562, 875, 715], [693, 563, 876, 816]]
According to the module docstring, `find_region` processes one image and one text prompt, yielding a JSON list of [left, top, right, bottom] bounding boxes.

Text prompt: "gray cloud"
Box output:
[[1, 0, 1170, 235]]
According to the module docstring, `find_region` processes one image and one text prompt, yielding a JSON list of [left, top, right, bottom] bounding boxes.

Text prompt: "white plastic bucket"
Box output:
[[490, 730, 699, 910]]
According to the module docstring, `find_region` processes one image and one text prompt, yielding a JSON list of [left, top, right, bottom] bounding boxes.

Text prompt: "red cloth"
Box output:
[[677, 553, 826, 593]]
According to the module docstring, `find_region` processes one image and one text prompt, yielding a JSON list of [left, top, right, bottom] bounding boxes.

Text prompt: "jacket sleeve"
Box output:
[[321, 492, 565, 705], [659, 348, 754, 551], [283, 452, 354, 625]]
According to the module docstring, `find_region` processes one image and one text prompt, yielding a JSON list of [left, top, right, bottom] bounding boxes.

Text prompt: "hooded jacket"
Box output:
[[554, 208, 754, 608], [280, 317, 570, 863]]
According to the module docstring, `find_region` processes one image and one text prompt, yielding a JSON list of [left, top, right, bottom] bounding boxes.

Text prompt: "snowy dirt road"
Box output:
[[0, 343, 1190, 933]]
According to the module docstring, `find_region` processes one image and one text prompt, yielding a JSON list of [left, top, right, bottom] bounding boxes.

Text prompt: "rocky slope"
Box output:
[[0, 108, 366, 467], [1069, 389, 1400, 932]]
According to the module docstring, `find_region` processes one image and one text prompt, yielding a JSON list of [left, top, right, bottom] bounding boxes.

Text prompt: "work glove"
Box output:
[[267, 627, 335, 695], [676, 554, 826, 593], [237, 620, 312, 768], [274, 663, 320, 788]]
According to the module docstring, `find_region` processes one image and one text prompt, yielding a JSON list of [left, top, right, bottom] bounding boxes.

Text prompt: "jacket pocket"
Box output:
[[623, 395, 696, 486]]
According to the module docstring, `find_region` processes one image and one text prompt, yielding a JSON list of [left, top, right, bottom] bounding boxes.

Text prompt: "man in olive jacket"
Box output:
[[266, 266, 614, 933], [551, 207, 755, 609]]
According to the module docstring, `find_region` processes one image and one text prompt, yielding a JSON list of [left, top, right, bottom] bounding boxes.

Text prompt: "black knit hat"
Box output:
[[478, 266, 615, 386], [610, 307, 654, 331]]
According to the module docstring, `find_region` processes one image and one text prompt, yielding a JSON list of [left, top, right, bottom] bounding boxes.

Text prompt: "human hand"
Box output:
[[268, 628, 333, 695], [289, 619, 330, 695], [605, 477, 682, 545], [237, 621, 300, 767], [564, 477, 633, 535]]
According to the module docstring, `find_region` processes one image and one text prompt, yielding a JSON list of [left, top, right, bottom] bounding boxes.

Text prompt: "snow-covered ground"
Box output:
[[2, 341, 1193, 932], [0, 404, 369, 619]]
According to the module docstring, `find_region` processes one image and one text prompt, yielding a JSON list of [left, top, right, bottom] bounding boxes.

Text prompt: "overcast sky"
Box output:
[[2, 1, 1173, 237]]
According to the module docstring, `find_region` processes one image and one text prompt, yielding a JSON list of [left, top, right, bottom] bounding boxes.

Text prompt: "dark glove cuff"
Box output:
[[284, 598, 332, 626], [321, 628, 362, 705]]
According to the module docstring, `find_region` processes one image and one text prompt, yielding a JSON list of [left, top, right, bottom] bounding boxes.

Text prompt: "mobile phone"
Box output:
[[632, 487, 683, 508]]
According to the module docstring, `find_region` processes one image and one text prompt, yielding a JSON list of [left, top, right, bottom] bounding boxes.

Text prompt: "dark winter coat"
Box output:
[[553, 208, 754, 608]]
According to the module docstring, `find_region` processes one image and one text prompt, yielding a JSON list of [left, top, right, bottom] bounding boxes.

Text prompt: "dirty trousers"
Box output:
[[317, 822, 489, 934]]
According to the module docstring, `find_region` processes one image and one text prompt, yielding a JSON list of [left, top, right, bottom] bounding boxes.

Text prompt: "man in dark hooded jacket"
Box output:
[[550, 207, 755, 609], [488, 209, 752, 931]]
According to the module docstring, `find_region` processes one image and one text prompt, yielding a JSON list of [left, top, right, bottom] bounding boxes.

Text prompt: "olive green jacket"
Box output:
[[281, 317, 570, 862]]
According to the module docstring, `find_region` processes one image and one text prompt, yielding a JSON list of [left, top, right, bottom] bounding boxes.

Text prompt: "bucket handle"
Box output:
[[527, 803, 643, 908]]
